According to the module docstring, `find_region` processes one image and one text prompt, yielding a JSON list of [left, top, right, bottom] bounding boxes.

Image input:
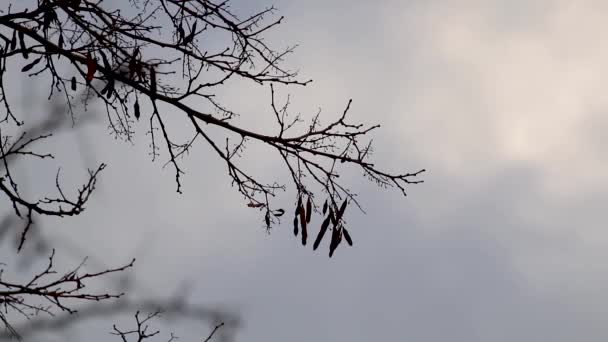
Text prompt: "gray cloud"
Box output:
[[3, 0, 608, 341]]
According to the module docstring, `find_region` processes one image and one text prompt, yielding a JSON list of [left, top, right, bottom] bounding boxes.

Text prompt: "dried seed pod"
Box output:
[[57, 32, 63, 50], [293, 216, 299, 236], [306, 197, 312, 223], [322, 200, 328, 215], [105, 77, 114, 99], [299, 206, 307, 245], [99, 50, 111, 71], [150, 66, 157, 95], [336, 199, 348, 222], [343, 228, 353, 246], [21, 57, 41, 72], [177, 23, 185, 43], [265, 211, 270, 228], [18, 31, 28, 59], [101, 76, 114, 98], [328, 207, 336, 225], [10, 30, 16, 51], [329, 225, 342, 258], [313, 215, 331, 251], [301, 222, 307, 246], [134, 98, 140, 120], [70, 76, 77, 91]]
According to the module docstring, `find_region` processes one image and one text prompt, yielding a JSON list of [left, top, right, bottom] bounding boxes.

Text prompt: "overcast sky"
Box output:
[[3, 0, 608, 341]]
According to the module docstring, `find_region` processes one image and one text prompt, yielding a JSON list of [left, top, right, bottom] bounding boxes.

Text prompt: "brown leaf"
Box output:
[[85, 53, 96, 82]]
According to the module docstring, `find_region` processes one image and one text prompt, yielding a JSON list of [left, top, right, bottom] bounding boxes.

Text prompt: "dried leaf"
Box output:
[[322, 200, 328, 215], [21, 57, 41, 72], [274, 209, 285, 217], [313, 215, 331, 251], [293, 216, 298, 236], [85, 53, 96, 82], [70, 76, 77, 91], [247, 202, 264, 208], [343, 228, 353, 246]]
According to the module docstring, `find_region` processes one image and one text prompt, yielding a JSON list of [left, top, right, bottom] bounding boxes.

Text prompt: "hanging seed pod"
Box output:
[[57, 32, 63, 50], [301, 223, 307, 246], [18, 31, 28, 59], [306, 197, 312, 223], [299, 206, 307, 245], [99, 50, 111, 71], [21, 57, 41, 72], [322, 200, 328, 215], [313, 215, 331, 251], [128, 47, 139, 79], [70, 76, 77, 91], [10, 30, 16, 51], [293, 216, 299, 236], [150, 66, 157, 95], [265, 211, 270, 228], [329, 225, 342, 258], [101, 76, 114, 98], [336, 199, 348, 222], [328, 207, 336, 225], [105, 77, 114, 99], [177, 23, 184, 44], [134, 97, 140, 120], [343, 228, 353, 246]]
